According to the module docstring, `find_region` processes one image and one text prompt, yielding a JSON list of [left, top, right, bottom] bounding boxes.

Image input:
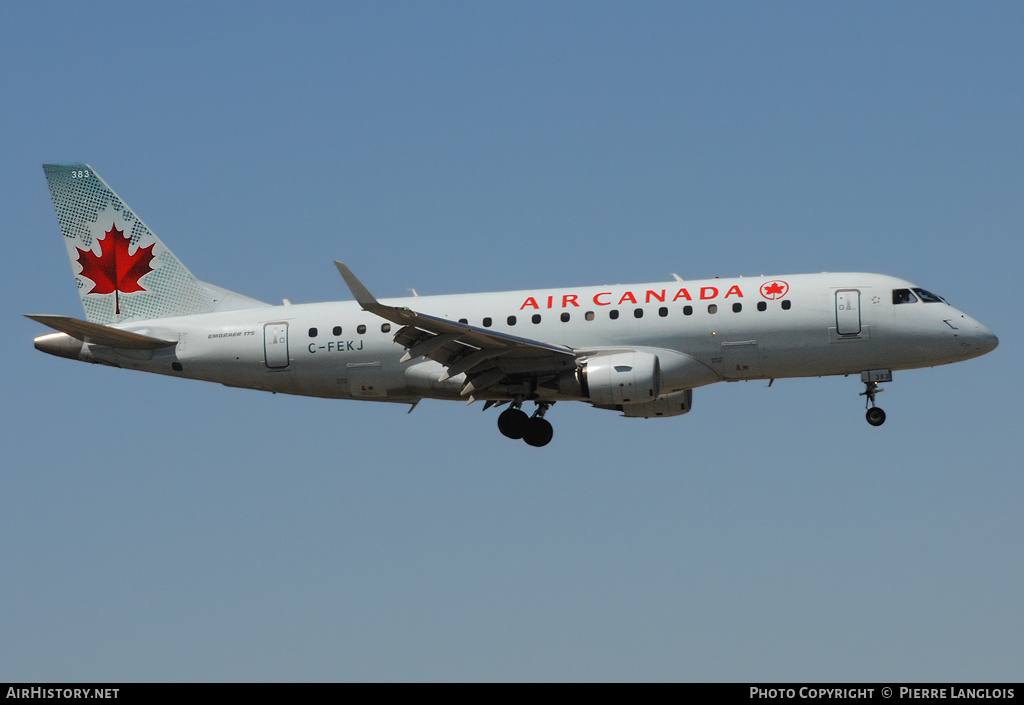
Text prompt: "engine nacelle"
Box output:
[[619, 388, 693, 418], [553, 348, 718, 404], [581, 351, 661, 405]]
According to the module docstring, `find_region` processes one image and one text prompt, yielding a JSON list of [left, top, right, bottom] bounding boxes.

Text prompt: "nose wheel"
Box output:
[[860, 379, 886, 427], [497, 401, 554, 446]]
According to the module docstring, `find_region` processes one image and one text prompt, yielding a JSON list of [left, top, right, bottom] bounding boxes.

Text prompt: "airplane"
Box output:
[[28, 163, 998, 447]]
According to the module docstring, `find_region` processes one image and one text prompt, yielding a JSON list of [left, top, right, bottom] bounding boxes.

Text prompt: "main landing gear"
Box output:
[[498, 401, 554, 447], [859, 370, 890, 427]]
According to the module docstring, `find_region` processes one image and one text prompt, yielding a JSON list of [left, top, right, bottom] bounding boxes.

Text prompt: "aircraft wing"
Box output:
[[335, 262, 578, 397]]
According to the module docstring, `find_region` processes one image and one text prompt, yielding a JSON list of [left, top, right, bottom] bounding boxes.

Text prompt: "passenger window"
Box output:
[[707, 304, 718, 314], [483, 317, 492, 328], [332, 326, 342, 336], [532, 314, 541, 324], [634, 308, 643, 319], [381, 323, 391, 333], [609, 310, 619, 320], [658, 307, 668, 317], [683, 306, 693, 316], [309, 327, 318, 338], [507, 315, 517, 326], [892, 289, 917, 304], [561, 312, 571, 322], [781, 300, 792, 310], [757, 302, 767, 312], [458, 318, 468, 324], [356, 324, 366, 334], [732, 303, 742, 313], [585, 311, 595, 321]]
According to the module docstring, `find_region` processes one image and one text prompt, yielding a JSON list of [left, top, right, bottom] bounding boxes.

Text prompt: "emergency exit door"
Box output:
[[264, 322, 290, 368]]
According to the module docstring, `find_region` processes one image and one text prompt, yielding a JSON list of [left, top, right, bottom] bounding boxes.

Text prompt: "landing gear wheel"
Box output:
[[860, 376, 888, 427], [498, 408, 529, 439], [522, 417, 554, 447]]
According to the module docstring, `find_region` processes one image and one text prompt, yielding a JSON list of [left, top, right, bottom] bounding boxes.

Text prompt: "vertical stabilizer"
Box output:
[[44, 163, 263, 324]]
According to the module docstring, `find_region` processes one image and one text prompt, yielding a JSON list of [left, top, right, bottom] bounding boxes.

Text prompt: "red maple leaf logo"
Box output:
[[76, 223, 155, 314], [759, 280, 789, 300]]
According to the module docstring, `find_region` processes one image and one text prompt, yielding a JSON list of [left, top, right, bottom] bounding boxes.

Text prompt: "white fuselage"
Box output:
[[46, 272, 996, 406]]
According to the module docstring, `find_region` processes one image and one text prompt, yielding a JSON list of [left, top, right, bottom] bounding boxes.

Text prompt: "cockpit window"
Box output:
[[913, 288, 945, 303], [892, 289, 917, 304]]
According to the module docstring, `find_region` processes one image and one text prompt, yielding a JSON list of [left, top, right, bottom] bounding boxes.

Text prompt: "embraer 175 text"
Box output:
[[29, 164, 998, 447]]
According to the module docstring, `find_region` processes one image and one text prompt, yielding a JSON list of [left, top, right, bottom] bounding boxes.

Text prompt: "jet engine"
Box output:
[[580, 351, 661, 405], [551, 348, 715, 416]]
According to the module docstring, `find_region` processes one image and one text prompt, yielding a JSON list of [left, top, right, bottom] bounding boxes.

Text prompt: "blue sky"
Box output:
[[2, 2, 1021, 681]]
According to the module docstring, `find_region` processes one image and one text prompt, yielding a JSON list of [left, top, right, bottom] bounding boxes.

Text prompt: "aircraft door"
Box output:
[[835, 290, 862, 336], [719, 340, 763, 380], [348, 362, 386, 397], [264, 322, 290, 368]]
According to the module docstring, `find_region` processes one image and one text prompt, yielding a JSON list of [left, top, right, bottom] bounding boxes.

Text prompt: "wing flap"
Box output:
[[399, 331, 462, 362]]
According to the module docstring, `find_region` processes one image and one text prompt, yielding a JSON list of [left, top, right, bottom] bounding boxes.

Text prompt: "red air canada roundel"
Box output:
[[760, 280, 789, 300]]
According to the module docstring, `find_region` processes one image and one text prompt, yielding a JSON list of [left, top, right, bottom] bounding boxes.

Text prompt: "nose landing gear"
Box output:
[[497, 401, 554, 446], [859, 369, 891, 427]]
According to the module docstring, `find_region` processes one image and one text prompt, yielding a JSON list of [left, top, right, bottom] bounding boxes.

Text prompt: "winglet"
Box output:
[[334, 261, 414, 324], [334, 261, 379, 309]]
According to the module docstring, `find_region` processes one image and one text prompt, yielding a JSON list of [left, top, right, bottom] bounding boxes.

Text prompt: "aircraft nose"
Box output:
[[974, 323, 998, 355]]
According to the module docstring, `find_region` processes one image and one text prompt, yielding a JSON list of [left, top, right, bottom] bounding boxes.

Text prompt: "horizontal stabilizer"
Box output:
[[25, 314, 177, 350]]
